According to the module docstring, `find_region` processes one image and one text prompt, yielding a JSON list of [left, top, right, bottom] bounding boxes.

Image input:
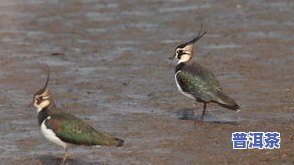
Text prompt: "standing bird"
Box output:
[[32, 66, 124, 165], [173, 26, 240, 123]]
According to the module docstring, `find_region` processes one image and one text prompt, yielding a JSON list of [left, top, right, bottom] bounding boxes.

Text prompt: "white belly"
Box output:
[[41, 116, 67, 149]]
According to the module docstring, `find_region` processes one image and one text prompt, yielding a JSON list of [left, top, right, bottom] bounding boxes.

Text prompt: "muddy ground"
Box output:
[[0, 0, 293, 165]]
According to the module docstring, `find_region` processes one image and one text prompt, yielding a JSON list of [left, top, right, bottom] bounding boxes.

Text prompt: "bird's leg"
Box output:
[[61, 147, 69, 165], [192, 101, 198, 125], [200, 103, 207, 122]]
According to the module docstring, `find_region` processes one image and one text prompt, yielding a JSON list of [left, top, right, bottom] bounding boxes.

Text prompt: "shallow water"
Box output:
[[0, 0, 293, 164]]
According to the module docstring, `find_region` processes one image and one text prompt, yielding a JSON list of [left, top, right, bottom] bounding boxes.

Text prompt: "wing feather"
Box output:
[[45, 109, 122, 146], [176, 63, 222, 102]]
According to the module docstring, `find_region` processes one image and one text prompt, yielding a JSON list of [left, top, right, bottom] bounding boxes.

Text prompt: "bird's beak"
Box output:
[[169, 53, 177, 60], [27, 101, 33, 108]]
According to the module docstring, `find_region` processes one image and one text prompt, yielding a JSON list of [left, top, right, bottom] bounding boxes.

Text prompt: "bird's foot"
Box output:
[[192, 102, 206, 126], [61, 152, 69, 165], [193, 116, 204, 126]]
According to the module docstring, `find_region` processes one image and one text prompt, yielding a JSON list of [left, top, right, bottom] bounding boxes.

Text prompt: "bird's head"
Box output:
[[174, 25, 206, 64], [32, 65, 54, 112]]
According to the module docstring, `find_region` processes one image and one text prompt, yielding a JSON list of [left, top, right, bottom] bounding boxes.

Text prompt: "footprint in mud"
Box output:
[[37, 155, 109, 165], [175, 108, 240, 125]]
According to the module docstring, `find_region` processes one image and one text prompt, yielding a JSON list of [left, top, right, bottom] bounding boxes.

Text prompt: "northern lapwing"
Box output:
[[173, 26, 240, 124], [32, 66, 124, 164]]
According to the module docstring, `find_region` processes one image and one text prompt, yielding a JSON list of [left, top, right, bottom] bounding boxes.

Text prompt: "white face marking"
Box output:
[[178, 54, 191, 64], [33, 90, 52, 112], [42, 96, 49, 99], [175, 71, 196, 100], [175, 48, 181, 59], [175, 45, 193, 64], [34, 99, 50, 112], [41, 116, 67, 149]]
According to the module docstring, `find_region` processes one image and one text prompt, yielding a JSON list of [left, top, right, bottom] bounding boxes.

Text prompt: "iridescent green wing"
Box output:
[[45, 109, 121, 146], [187, 63, 222, 90], [176, 63, 222, 102]]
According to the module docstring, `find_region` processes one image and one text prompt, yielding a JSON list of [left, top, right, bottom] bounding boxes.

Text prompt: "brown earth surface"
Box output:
[[0, 0, 293, 165]]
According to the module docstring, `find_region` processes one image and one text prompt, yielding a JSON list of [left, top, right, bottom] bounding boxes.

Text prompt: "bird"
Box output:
[[31, 66, 124, 165], [173, 25, 240, 124]]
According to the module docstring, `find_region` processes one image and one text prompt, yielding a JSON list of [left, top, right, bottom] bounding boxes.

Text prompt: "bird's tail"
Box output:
[[215, 91, 240, 112], [114, 137, 124, 147], [95, 132, 124, 147]]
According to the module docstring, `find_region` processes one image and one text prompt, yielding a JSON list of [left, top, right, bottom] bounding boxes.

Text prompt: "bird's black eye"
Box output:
[[177, 50, 184, 58], [177, 50, 183, 55], [34, 97, 41, 104]]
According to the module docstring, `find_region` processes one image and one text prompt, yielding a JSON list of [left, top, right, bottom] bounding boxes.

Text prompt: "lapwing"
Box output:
[[32, 66, 124, 165], [173, 26, 240, 124]]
